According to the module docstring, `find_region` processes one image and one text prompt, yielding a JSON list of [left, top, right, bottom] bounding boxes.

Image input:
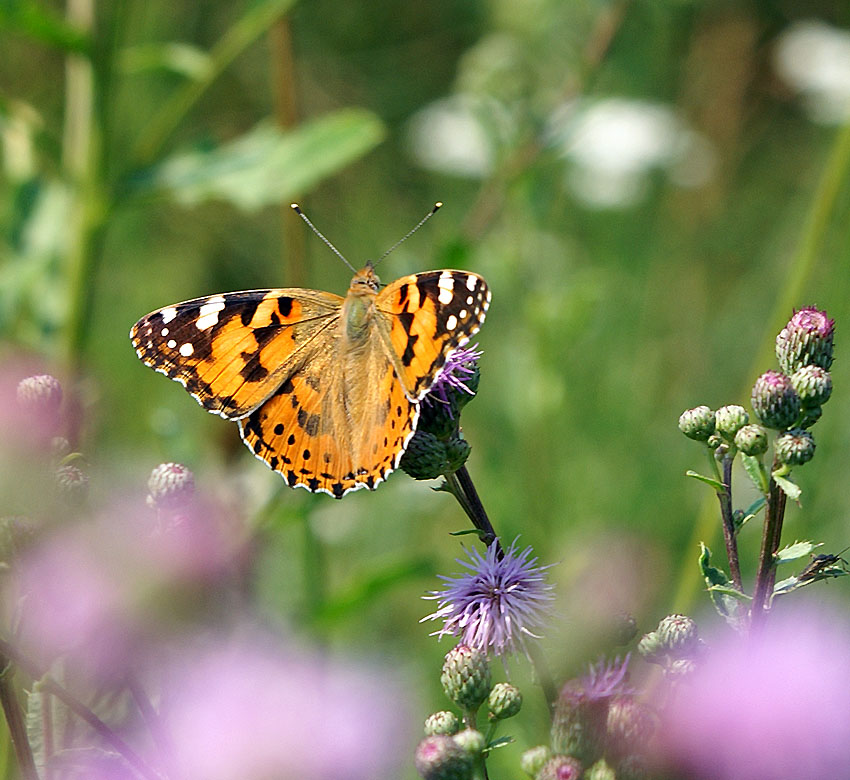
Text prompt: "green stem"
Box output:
[[0, 660, 38, 780], [716, 455, 743, 590], [750, 474, 787, 630]]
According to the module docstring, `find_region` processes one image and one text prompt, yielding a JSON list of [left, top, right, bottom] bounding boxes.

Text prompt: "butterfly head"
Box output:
[[349, 266, 381, 297]]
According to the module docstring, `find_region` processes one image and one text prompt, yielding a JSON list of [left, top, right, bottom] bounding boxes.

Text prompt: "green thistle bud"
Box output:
[[734, 424, 768, 456], [551, 682, 607, 766], [444, 436, 471, 473], [706, 433, 723, 450], [400, 430, 450, 480], [520, 746, 552, 777], [147, 462, 195, 511], [537, 755, 583, 780], [414, 735, 474, 780], [441, 645, 491, 712], [678, 406, 715, 441], [55, 464, 88, 503], [488, 682, 522, 720], [605, 695, 655, 761], [751, 371, 800, 430], [424, 711, 460, 736], [453, 729, 486, 756], [775, 428, 815, 467], [611, 613, 638, 646], [16, 374, 63, 415], [790, 365, 832, 408], [799, 405, 822, 429], [586, 759, 616, 780], [656, 614, 699, 657], [636, 631, 664, 664], [714, 405, 749, 440], [776, 306, 835, 374]]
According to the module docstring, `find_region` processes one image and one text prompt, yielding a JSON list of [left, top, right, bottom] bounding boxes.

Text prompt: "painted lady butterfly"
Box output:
[[130, 210, 490, 498]]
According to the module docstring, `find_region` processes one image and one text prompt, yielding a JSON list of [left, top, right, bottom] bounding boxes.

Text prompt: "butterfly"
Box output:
[[130, 210, 490, 499]]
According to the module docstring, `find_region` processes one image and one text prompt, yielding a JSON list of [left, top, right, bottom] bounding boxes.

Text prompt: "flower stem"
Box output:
[[444, 466, 500, 553], [750, 473, 787, 630], [0, 657, 38, 780], [716, 455, 743, 590]]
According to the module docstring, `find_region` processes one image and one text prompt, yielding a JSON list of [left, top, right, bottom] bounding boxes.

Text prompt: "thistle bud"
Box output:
[[776, 306, 834, 374], [444, 436, 472, 474], [147, 462, 195, 511], [714, 405, 749, 440], [537, 755, 583, 780], [520, 746, 552, 777], [551, 682, 607, 765], [414, 735, 474, 780], [488, 682, 522, 720], [790, 365, 832, 408], [453, 728, 485, 756], [55, 464, 88, 503], [440, 645, 491, 712], [706, 433, 723, 450], [775, 428, 815, 467], [798, 404, 822, 429], [751, 371, 800, 430], [424, 711, 460, 736], [611, 613, 638, 647], [668, 658, 697, 677], [586, 759, 616, 780], [636, 631, 664, 664], [400, 430, 450, 480], [16, 374, 63, 415], [656, 614, 699, 657], [678, 406, 715, 441], [605, 695, 655, 761], [734, 424, 768, 456]]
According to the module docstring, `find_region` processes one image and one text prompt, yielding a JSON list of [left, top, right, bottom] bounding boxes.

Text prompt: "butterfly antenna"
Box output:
[[291, 203, 357, 273], [372, 202, 443, 268]]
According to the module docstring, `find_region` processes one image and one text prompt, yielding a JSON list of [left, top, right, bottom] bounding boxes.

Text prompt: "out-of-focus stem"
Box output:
[[0, 659, 38, 780], [750, 475, 787, 630], [717, 455, 743, 590]]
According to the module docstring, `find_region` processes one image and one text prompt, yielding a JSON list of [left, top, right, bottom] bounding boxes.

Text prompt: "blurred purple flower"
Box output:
[[422, 538, 555, 658], [162, 635, 408, 780], [581, 654, 632, 700], [660, 607, 850, 780], [424, 344, 482, 411]]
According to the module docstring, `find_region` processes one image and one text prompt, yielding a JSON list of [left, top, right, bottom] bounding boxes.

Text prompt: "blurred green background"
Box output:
[[3, 0, 850, 774]]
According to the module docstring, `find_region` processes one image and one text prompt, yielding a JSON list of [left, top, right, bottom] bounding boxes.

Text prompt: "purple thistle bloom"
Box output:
[[424, 344, 482, 412], [422, 539, 555, 658], [580, 654, 632, 700]]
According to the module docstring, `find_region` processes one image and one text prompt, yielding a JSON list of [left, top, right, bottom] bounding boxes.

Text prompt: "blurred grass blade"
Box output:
[[151, 110, 385, 210], [119, 42, 213, 80], [0, 0, 90, 54], [132, 0, 298, 165]]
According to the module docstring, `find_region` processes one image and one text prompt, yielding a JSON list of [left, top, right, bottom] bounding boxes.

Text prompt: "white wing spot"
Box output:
[[167, 339, 177, 349], [466, 295, 474, 305], [459, 309, 468, 319], [196, 299, 226, 331], [161, 327, 169, 336], [446, 314, 458, 330], [179, 342, 194, 357], [437, 272, 455, 305], [466, 275, 477, 291], [160, 307, 178, 324]]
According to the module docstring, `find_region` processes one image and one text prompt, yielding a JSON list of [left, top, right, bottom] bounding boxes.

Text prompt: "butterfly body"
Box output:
[[131, 266, 490, 498]]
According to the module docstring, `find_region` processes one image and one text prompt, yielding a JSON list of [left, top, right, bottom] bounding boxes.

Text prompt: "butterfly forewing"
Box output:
[[130, 289, 342, 418]]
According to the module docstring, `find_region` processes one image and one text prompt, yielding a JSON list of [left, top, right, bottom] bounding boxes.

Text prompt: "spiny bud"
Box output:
[[441, 645, 491, 712], [147, 462, 195, 511], [605, 695, 655, 761], [414, 735, 474, 780], [706, 433, 723, 450], [751, 371, 800, 430], [453, 728, 485, 756], [444, 436, 471, 473], [636, 631, 664, 664], [734, 424, 768, 456], [488, 682, 522, 720], [425, 711, 460, 736], [400, 430, 450, 480], [551, 682, 607, 766], [520, 746, 552, 777], [678, 406, 715, 441], [16, 374, 63, 415], [585, 759, 616, 780], [656, 614, 699, 657], [775, 428, 815, 467], [668, 658, 697, 677], [714, 405, 749, 440], [55, 464, 88, 503], [537, 755, 583, 780], [776, 306, 834, 374], [790, 365, 832, 408]]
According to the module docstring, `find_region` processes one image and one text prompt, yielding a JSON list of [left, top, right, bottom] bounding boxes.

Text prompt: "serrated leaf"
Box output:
[[775, 540, 819, 565], [773, 575, 801, 595], [151, 110, 386, 210], [773, 473, 802, 501], [685, 470, 725, 491], [741, 497, 766, 520], [485, 736, 515, 752]]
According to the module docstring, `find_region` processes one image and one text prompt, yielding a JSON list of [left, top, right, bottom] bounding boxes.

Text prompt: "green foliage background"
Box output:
[[3, 0, 850, 775]]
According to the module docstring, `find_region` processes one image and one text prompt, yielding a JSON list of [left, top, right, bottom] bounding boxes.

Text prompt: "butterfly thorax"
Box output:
[[342, 266, 381, 345]]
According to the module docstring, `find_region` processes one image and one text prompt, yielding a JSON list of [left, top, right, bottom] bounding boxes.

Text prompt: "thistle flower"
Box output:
[[775, 306, 834, 374], [425, 344, 482, 412], [147, 462, 195, 511], [414, 735, 473, 780], [422, 539, 555, 659]]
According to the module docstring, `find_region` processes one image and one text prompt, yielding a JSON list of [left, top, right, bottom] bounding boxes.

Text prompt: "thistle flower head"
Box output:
[[751, 371, 801, 430], [422, 539, 554, 659], [425, 344, 482, 411], [776, 306, 835, 374], [581, 654, 633, 701]]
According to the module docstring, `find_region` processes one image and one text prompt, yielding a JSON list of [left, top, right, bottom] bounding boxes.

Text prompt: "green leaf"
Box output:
[[775, 540, 819, 565], [706, 584, 752, 602], [0, 0, 90, 54], [698, 543, 729, 587], [741, 453, 768, 494], [485, 736, 515, 752], [699, 544, 747, 626], [685, 470, 725, 491], [151, 111, 385, 210], [773, 473, 802, 501], [119, 42, 213, 80]]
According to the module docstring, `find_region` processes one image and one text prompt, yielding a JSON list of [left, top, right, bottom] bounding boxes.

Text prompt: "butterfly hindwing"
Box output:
[[130, 289, 342, 418], [376, 270, 491, 400]]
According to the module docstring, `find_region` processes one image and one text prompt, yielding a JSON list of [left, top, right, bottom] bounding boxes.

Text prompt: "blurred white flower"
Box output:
[[774, 20, 850, 124], [408, 95, 505, 177], [548, 98, 714, 209]]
